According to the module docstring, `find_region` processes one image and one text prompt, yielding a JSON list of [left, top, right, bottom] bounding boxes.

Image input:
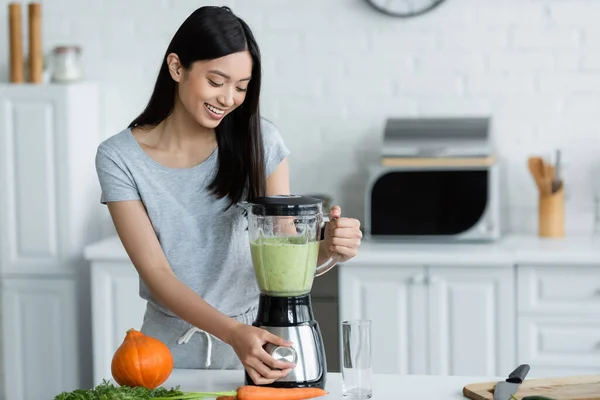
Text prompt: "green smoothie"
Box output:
[[250, 236, 320, 296]]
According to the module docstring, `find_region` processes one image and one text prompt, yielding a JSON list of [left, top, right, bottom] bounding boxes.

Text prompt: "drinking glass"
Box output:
[[341, 320, 372, 399]]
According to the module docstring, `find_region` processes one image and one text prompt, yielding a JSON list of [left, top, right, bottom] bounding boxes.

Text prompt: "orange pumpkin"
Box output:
[[111, 328, 174, 389]]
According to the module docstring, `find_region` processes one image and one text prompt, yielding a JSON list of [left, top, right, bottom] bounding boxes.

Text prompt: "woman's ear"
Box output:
[[166, 53, 183, 82]]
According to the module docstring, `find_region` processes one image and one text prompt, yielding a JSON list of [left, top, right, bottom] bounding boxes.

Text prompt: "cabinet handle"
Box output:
[[411, 274, 426, 284]]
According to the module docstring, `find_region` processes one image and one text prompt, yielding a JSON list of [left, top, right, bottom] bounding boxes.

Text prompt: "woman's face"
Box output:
[[168, 50, 253, 129]]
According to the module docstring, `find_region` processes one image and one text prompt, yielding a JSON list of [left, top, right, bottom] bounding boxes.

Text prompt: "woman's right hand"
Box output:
[[226, 322, 296, 384]]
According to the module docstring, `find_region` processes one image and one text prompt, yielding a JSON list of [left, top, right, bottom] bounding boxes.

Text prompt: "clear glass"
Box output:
[[246, 210, 338, 297], [341, 320, 372, 399]]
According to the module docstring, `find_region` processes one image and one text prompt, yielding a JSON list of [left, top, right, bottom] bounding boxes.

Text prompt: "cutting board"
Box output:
[[463, 375, 600, 400]]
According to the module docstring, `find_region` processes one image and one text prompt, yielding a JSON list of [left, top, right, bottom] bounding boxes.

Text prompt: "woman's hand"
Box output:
[[324, 205, 362, 263], [226, 322, 296, 384]]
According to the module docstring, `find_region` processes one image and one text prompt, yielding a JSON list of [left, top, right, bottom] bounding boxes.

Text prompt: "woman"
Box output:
[[95, 6, 362, 385]]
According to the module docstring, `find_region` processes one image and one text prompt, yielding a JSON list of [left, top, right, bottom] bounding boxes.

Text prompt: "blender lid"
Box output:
[[244, 195, 323, 216]]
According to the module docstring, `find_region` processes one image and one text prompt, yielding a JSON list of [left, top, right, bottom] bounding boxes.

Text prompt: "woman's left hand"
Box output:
[[324, 205, 362, 263]]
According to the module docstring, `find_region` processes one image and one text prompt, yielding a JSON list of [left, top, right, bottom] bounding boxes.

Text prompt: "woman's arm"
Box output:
[[107, 200, 239, 342], [107, 199, 295, 383], [265, 157, 290, 196]]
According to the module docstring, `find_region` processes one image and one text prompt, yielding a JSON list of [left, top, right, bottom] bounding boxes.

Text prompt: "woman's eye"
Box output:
[[236, 87, 247, 92], [208, 79, 223, 87]]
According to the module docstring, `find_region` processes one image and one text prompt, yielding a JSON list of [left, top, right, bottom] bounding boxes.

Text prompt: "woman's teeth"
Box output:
[[205, 104, 224, 115]]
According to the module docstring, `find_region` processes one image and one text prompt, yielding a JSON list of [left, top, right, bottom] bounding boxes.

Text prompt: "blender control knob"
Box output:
[[270, 345, 297, 365]]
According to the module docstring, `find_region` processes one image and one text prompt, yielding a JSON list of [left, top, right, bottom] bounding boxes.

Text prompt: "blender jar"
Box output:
[[243, 195, 339, 297]]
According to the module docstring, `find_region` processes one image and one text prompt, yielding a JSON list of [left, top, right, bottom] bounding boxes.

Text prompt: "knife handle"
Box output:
[[507, 364, 530, 384]]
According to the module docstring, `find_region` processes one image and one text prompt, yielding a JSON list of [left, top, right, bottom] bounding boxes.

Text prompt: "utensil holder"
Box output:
[[538, 184, 564, 238]]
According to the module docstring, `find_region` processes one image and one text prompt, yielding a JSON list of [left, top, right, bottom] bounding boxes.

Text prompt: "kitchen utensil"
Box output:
[[464, 374, 600, 400], [241, 195, 339, 390], [528, 154, 565, 238], [28, 2, 42, 83], [528, 155, 563, 197], [545, 163, 555, 192], [9, 2, 24, 83], [492, 364, 530, 400], [552, 149, 562, 193], [528, 157, 550, 195]]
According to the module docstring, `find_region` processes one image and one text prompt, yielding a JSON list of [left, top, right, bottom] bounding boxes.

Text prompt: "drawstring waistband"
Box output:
[[144, 303, 258, 369], [177, 327, 217, 367]]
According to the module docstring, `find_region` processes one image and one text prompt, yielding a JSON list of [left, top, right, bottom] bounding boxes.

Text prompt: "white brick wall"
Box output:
[[2, 0, 600, 235]]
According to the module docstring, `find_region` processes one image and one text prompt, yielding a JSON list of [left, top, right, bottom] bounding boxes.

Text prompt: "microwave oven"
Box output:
[[364, 117, 502, 242]]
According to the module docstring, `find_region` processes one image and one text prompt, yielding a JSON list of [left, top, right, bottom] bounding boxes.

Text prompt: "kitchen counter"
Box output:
[[159, 369, 498, 399], [84, 233, 600, 265]]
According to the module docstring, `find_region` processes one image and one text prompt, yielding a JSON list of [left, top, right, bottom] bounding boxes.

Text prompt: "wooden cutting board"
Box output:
[[463, 375, 600, 400]]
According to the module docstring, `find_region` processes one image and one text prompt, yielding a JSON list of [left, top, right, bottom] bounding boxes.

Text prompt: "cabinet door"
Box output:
[[2, 277, 79, 400], [518, 316, 600, 378], [339, 264, 427, 375], [0, 95, 63, 275], [91, 262, 147, 385], [0, 84, 101, 276], [518, 264, 600, 316], [428, 265, 515, 377]]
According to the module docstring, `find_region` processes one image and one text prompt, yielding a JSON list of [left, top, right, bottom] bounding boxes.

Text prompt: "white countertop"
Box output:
[[84, 233, 600, 266], [160, 369, 498, 399]]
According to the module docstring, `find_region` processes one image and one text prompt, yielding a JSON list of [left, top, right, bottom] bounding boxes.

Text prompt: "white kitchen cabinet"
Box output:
[[427, 266, 515, 377], [0, 83, 101, 276], [90, 260, 147, 385], [0, 83, 102, 398], [518, 316, 600, 378], [339, 263, 515, 377], [517, 264, 600, 316], [339, 265, 427, 375], [517, 264, 600, 377], [1, 277, 80, 400]]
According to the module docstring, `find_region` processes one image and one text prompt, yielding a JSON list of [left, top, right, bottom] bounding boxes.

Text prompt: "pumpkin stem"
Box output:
[[126, 328, 137, 333]]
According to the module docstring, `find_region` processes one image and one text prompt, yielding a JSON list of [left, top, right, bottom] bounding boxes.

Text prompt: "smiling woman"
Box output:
[[128, 6, 264, 203], [93, 4, 363, 387]]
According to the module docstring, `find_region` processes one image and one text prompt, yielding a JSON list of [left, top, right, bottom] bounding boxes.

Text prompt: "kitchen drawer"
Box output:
[[518, 316, 600, 369], [517, 265, 600, 315]]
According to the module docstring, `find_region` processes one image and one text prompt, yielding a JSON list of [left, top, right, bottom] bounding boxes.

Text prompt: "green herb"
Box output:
[[54, 380, 237, 400]]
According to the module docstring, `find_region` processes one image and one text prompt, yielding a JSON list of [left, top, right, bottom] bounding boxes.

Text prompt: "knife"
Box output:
[[493, 364, 530, 400], [551, 149, 561, 193]]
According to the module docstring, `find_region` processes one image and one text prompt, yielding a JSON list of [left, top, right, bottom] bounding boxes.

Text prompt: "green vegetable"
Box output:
[[54, 380, 236, 400], [510, 395, 557, 400], [520, 397, 557, 400]]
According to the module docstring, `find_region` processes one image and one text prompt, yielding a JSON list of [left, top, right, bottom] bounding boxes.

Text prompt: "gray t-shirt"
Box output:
[[95, 118, 290, 317]]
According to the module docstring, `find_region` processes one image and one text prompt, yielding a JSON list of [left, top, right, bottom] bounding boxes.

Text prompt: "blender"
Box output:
[[242, 195, 339, 389]]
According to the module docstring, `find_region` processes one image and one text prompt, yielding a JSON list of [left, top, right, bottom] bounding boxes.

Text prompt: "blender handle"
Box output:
[[315, 214, 341, 277]]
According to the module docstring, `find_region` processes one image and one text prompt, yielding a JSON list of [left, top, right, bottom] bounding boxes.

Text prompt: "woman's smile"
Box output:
[[204, 103, 225, 119]]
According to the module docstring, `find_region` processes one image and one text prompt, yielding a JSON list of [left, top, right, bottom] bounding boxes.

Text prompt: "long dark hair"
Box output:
[[129, 6, 265, 208]]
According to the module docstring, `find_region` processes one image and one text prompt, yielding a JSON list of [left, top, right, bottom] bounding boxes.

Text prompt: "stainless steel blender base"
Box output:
[[262, 325, 325, 383]]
